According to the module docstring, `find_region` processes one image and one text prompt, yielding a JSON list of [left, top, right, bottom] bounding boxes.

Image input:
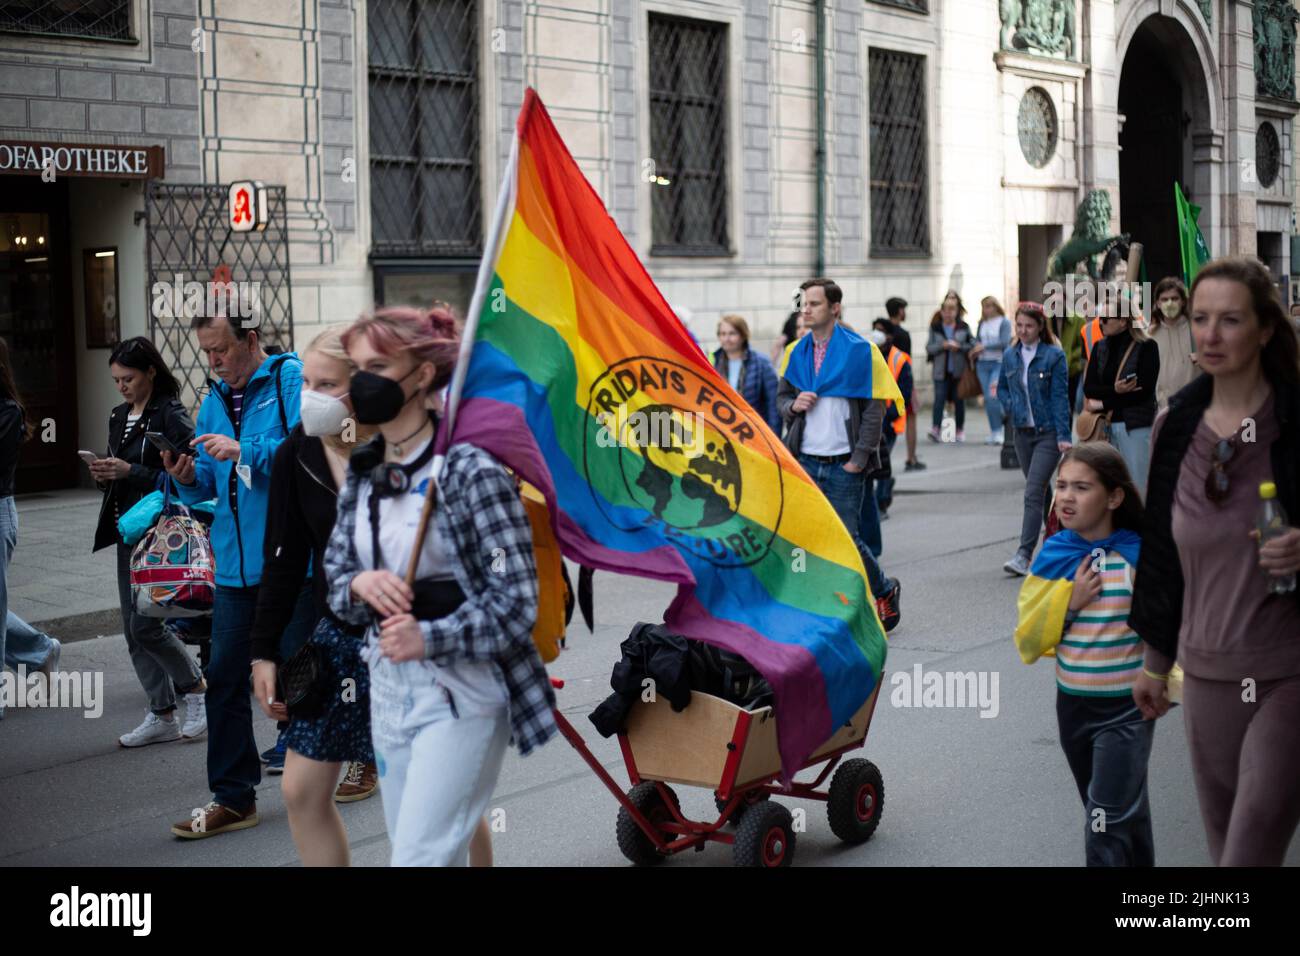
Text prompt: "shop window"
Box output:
[[648, 13, 730, 256], [368, 0, 481, 258], [0, 0, 133, 42], [868, 48, 930, 257]]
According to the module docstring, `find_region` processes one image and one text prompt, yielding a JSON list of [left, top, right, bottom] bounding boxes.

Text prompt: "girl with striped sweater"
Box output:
[[1015, 442, 1155, 866]]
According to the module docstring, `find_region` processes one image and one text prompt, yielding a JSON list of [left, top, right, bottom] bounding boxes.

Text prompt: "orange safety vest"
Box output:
[[886, 346, 911, 435], [1080, 318, 1103, 362]]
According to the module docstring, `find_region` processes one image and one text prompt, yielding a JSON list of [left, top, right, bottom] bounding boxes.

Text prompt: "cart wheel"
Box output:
[[715, 790, 770, 825], [827, 758, 884, 844], [616, 782, 680, 866], [733, 802, 796, 868]]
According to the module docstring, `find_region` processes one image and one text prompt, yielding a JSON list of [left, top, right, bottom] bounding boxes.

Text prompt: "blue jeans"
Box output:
[[207, 582, 314, 809], [1057, 690, 1156, 866], [875, 431, 898, 513], [366, 643, 510, 866], [857, 475, 882, 557], [931, 376, 965, 430], [976, 361, 1003, 432], [1012, 427, 1061, 559], [0, 497, 56, 693], [797, 454, 890, 598], [1108, 422, 1151, 499], [2, 612, 56, 671]]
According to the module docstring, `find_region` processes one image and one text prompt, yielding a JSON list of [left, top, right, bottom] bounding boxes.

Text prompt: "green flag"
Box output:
[[1175, 181, 1211, 285]]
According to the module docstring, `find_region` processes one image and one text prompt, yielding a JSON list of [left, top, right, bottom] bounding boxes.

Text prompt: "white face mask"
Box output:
[[300, 389, 351, 437]]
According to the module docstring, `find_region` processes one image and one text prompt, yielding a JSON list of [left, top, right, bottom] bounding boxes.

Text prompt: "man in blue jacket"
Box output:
[[161, 314, 311, 838]]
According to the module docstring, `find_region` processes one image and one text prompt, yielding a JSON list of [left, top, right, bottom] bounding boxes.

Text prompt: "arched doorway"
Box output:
[[1117, 13, 1213, 284]]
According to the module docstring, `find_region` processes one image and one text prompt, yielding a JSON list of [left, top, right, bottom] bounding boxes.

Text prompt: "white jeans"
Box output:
[[365, 642, 510, 866]]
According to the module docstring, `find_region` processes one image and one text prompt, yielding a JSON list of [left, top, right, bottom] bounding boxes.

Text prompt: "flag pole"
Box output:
[[441, 115, 523, 469], [401, 100, 524, 586]]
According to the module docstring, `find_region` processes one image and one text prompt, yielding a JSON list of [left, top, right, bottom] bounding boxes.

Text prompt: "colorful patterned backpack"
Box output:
[[129, 480, 215, 618]]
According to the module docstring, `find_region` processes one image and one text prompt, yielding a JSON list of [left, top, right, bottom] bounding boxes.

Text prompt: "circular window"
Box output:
[[1018, 88, 1059, 169], [1256, 122, 1281, 189]]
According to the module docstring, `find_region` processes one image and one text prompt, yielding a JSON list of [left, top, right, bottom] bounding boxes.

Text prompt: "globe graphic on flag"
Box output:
[[621, 404, 741, 531]]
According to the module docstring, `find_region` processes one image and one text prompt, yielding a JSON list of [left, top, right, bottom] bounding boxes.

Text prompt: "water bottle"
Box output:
[[1257, 482, 1296, 595]]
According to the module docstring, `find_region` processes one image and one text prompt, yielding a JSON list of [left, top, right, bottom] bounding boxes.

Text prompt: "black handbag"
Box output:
[[277, 640, 330, 720]]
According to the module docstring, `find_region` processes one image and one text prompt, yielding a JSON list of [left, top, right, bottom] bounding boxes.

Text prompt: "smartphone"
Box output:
[[78, 450, 100, 465], [145, 431, 184, 455], [1121, 373, 1138, 383]]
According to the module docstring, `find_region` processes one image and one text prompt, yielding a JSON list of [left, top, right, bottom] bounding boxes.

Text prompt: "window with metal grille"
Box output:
[[868, 49, 930, 257], [648, 13, 730, 256], [870, 0, 929, 12], [0, 0, 133, 41], [368, 0, 481, 258]]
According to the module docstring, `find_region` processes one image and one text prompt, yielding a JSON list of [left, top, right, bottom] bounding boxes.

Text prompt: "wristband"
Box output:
[[1142, 668, 1170, 682]]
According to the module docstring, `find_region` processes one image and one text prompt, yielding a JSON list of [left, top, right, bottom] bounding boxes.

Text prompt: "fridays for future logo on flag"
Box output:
[[438, 89, 887, 779]]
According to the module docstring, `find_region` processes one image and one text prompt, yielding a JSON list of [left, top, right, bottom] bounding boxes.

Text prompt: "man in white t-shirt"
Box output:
[[777, 278, 902, 632]]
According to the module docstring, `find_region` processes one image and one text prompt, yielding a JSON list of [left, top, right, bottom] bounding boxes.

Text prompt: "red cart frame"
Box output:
[[550, 676, 885, 866]]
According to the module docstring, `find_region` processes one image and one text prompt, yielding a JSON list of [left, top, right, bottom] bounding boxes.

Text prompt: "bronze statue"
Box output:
[[1046, 189, 1130, 281]]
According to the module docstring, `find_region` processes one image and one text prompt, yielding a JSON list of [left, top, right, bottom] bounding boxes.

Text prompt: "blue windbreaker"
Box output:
[[176, 351, 303, 588]]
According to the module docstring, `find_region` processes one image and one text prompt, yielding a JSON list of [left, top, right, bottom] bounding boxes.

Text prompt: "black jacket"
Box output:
[[1129, 375, 1300, 661], [589, 622, 773, 737], [1084, 332, 1160, 430], [92, 395, 195, 552], [250, 425, 348, 661], [0, 399, 26, 497]]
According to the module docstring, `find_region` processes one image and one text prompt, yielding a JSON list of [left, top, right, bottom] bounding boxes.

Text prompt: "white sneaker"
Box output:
[[181, 692, 207, 739], [119, 712, 182, 748], [1002, 553, 1031, 577]]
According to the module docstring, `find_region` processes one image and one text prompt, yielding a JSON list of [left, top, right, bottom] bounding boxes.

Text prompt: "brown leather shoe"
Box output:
[[334, 761, 378, 803], [171, 801, 259, 839]]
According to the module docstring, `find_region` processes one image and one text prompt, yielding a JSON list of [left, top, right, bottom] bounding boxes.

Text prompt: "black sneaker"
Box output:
[[904, 459, 927, 472], [876, 579, 902, 633]]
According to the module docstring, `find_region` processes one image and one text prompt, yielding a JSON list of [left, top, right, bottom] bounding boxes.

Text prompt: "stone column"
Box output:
[[200, 0, 335, 272], [1080, 0, 1120, 231], [1224, 0, 1258, 257]]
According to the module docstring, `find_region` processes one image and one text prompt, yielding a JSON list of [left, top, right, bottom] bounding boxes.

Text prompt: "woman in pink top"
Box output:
[[1130, 256, 1300, 866]]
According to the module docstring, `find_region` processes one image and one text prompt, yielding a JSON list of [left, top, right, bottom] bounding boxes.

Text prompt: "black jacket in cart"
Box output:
[[590, 622, 774, 737]]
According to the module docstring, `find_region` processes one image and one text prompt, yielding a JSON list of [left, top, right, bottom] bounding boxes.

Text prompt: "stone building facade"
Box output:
[[0, 0, 1295, 489]]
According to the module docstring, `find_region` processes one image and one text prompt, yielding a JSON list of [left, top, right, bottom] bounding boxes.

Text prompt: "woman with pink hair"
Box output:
[[323, 306, 557, 866]]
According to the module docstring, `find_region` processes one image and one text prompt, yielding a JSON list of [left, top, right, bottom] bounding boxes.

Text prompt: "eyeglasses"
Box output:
[[1205, 436, 1236, 503]]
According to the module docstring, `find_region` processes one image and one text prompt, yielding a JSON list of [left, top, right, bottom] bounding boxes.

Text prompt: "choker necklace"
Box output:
[[387, 418, 430, 458]]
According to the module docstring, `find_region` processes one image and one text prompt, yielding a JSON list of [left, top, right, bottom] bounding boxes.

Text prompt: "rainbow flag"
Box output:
[[441, 89, 887, 780]]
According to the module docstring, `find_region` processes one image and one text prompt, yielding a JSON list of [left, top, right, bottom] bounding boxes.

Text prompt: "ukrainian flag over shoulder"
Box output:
[[1014, 529, 1142, 664], [783, 324, 904, 417]]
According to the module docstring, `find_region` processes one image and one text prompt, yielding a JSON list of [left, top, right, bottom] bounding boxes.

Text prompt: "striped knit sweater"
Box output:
[[1056, 553, 1142, 697]]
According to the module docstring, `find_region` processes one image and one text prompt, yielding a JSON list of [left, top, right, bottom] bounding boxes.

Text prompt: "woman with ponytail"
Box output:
[[323, 306, 556, 866]]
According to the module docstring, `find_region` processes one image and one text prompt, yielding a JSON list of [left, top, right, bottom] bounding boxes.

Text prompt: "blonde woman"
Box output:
[[711, 314, 780, 432], [249, 326, 379, 865]]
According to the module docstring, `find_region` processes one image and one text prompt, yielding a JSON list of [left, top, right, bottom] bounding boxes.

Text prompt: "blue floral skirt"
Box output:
[[283, 617, 374, 764]]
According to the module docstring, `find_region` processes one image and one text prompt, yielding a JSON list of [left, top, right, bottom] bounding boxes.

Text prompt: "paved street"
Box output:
[[3, 428, 1296, 868]]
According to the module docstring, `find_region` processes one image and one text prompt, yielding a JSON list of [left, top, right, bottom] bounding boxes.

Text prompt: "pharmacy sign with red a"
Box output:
[[228, 180, 268, 233]]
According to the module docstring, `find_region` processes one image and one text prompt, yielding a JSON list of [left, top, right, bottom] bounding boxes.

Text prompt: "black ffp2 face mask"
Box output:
[[348, 367, 420, 424]]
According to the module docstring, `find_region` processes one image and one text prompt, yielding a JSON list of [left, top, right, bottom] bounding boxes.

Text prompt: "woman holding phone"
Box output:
[[89, 337, 207, 747], [1083, 308, 1160, 497]]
